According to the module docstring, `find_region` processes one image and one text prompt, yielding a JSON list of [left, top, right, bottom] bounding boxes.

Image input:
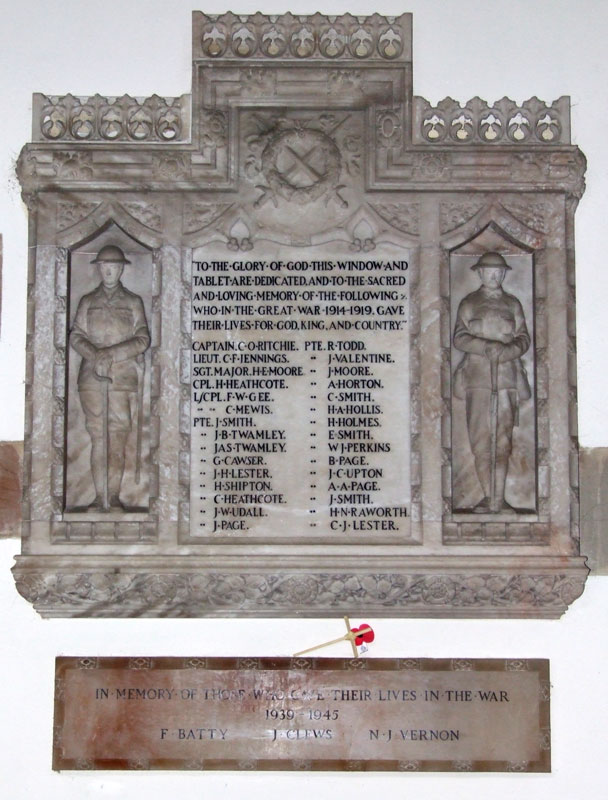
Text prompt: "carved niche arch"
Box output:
[[56, 201, 164, 250]]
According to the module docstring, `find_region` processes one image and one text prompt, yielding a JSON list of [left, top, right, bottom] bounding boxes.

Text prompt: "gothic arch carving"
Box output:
[[311, 202, 420, 249], [441, 201, 545, 253], [182, 201, 235, 246], [57, 201, 163, 249]]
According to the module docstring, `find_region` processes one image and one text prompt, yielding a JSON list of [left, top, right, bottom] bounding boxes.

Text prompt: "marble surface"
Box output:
[[11, 10, 589, 617]]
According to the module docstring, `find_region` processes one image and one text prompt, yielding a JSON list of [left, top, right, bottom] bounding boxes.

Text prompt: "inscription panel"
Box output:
[[188, 246, 412, 543], [54, 656, 550, 772]]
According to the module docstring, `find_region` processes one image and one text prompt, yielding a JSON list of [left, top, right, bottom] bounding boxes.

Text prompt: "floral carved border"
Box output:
[[13, 562, 586, 618]]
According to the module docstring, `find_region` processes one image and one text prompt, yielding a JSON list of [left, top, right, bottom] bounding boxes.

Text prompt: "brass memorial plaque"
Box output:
[[54, 657, 550, 772]]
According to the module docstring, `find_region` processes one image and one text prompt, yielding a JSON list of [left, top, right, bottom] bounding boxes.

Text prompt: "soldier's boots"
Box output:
[[473, 497, 491, 513], [473, 460, 509, 513], [87, 495, 105, 511]]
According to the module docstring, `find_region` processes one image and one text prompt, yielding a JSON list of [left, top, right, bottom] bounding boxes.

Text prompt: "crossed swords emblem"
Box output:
[[254, 115, 349, 209]]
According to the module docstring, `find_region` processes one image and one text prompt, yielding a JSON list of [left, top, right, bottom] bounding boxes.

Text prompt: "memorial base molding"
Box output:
[[13, 555, 588, 619]]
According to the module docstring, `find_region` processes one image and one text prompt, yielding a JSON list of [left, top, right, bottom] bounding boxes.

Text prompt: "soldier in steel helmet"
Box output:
[[70, 245, 150, 510], [453, 252, 531, 513]]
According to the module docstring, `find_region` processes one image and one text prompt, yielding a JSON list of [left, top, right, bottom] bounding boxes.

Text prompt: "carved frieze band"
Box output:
[[193, 12, 411, 61], [414, 96, 571, 146], [17, 122, 585, 204], [12, 564, 586, 618], [34, 94, 190, 143]]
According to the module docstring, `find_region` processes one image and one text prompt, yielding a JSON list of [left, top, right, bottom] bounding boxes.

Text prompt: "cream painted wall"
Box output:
[[1, 2, 606, 797]]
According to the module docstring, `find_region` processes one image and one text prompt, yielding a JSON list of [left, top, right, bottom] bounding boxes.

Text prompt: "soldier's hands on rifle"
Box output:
[[484, 340, 504, 361], [94, 350, 114, 377]]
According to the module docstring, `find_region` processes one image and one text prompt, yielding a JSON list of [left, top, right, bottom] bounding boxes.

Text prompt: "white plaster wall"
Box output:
[[1, 1, 606, 797]]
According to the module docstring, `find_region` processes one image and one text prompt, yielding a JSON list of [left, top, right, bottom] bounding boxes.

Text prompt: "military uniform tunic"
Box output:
[[70, 282, 150, 435], [453, 284, 530, 508], [453, 285, 530, 397]]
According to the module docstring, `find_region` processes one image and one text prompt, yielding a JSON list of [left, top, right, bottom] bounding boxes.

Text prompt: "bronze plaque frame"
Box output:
[[54, 656, 550, 772]]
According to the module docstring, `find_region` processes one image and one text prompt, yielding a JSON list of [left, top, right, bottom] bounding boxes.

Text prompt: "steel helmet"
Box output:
[[471, 251, 510, 271], [91, 245, 131, 265]]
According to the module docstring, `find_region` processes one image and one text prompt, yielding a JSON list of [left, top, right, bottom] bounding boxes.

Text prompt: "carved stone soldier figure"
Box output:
[[70, 245, 150, 510], [453, 252, 531, 513]]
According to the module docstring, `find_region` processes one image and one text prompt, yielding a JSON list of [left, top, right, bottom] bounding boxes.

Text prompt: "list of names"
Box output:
[[189, 245, 410, 541]]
